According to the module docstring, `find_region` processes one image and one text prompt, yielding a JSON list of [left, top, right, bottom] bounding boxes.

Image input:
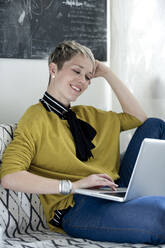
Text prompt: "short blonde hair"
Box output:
[[48, 40, 95, 70]]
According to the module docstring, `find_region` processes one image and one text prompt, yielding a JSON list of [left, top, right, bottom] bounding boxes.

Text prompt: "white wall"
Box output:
[[0, 58, 111, 123], [0, 58, 47, 123]]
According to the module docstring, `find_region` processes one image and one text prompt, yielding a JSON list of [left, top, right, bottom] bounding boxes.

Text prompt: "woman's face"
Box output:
[[48, 54, 94, 106]]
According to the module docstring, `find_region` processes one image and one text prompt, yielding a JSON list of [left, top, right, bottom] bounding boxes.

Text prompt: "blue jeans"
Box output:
[[62, 118, 165, 244]]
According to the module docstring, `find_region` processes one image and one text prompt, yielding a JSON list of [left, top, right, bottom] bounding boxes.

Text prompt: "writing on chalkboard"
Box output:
[[62, 0, 96, 8], [0, 0, 107, 61]]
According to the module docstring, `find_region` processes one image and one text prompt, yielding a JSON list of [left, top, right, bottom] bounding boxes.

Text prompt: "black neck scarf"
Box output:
[[40, 92, 96, 162]]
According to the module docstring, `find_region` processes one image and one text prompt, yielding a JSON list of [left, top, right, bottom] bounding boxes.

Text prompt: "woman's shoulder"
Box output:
[[72, 105, 102, 114], [18, 103, 47, 128], [72, 105, 117, 117], [72, 105, 119, 126]]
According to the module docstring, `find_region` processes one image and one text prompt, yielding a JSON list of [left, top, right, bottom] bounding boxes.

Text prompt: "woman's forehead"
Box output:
[[64, 54, 94, 73]]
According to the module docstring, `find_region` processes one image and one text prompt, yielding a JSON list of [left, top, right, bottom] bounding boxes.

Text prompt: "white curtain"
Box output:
[[110, 0, 165, 150], [111, 0, 165, 118]]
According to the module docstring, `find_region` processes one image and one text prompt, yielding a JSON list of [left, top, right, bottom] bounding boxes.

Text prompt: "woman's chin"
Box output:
[[70, 95, 79, 103]]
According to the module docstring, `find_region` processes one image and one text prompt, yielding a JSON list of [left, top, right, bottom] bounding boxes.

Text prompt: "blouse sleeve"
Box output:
[[117, 112, 143, 132], [0, 111, 36, 179]]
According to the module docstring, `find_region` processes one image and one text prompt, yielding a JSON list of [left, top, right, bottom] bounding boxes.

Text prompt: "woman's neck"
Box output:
[[46, 88, 70, 108]]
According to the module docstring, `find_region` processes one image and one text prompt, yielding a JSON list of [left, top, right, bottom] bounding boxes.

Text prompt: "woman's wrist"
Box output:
[[58, 180, 81, 194], [72, 181, 79, 193], [102, 68, 113, 81], [58, 180, 72, 195]]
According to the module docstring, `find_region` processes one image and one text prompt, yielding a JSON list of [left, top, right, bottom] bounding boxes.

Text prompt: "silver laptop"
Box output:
[[75, 138, 165, 202]]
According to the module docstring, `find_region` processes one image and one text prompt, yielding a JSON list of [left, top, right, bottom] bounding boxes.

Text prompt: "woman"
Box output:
[[1, 41, 165, 244]]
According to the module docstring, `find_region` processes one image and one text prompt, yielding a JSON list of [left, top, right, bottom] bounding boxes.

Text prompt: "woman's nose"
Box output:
[[78, 74, 86, 84]]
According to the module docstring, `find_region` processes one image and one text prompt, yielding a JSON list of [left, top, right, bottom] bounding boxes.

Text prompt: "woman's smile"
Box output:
[[70, 84, 81, 93]]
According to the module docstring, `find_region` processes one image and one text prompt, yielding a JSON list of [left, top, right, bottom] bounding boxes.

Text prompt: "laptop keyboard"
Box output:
[[98, 187, 127, 193]]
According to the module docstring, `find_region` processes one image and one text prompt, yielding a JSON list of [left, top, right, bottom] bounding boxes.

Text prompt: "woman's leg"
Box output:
[[117, 118, 165, 187], [62, 194, 165, 244], [62, 118, 165, 244]]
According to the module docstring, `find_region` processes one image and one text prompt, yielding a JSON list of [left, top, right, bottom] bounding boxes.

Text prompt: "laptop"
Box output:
[[75, 138, 165, 202]]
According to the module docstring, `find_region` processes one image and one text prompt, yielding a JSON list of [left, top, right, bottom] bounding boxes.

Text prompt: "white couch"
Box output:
[[0, 123, 165, 248]]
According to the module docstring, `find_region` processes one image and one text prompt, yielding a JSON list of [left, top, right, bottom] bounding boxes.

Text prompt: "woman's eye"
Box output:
[[73, 70, 80, 74], [85, 76, 90, 81]]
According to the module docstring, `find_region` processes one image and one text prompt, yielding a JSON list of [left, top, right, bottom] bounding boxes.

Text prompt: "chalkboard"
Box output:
[[0, 0, 107, 61]]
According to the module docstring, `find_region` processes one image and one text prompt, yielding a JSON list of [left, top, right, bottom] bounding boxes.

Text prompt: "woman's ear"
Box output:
[[49, 63, 57, 78]]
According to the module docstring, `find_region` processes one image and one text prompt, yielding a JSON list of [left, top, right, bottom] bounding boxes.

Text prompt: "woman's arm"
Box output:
[[1, 170, 118, 194], [93, 60, 147, 122]]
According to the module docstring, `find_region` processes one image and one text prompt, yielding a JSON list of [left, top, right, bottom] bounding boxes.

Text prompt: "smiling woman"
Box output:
[[2, 40, 165, 245]]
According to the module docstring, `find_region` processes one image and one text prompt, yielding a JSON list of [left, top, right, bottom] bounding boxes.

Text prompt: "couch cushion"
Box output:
[[2, 229, 165, 248], [0, 123, 48, 236], [0, 185, 48, 235], [0, 123, 17, 163]]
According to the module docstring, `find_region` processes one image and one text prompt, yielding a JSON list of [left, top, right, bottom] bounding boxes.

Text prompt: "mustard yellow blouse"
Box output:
[[0, 103, 142, 233]]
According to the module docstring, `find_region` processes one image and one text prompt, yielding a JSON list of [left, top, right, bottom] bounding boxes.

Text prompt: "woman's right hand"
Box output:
[[72, 174, 118, 193], [93, 60, 110, 79]]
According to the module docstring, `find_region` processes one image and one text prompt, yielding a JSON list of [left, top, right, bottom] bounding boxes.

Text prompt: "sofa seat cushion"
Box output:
[[2, 230, 165, 248]]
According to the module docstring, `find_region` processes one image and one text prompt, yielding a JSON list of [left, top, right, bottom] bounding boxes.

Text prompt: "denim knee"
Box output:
[[146, 197, 165, 245], [143, 117, 164, 128], [139, 117, 165, 139]]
